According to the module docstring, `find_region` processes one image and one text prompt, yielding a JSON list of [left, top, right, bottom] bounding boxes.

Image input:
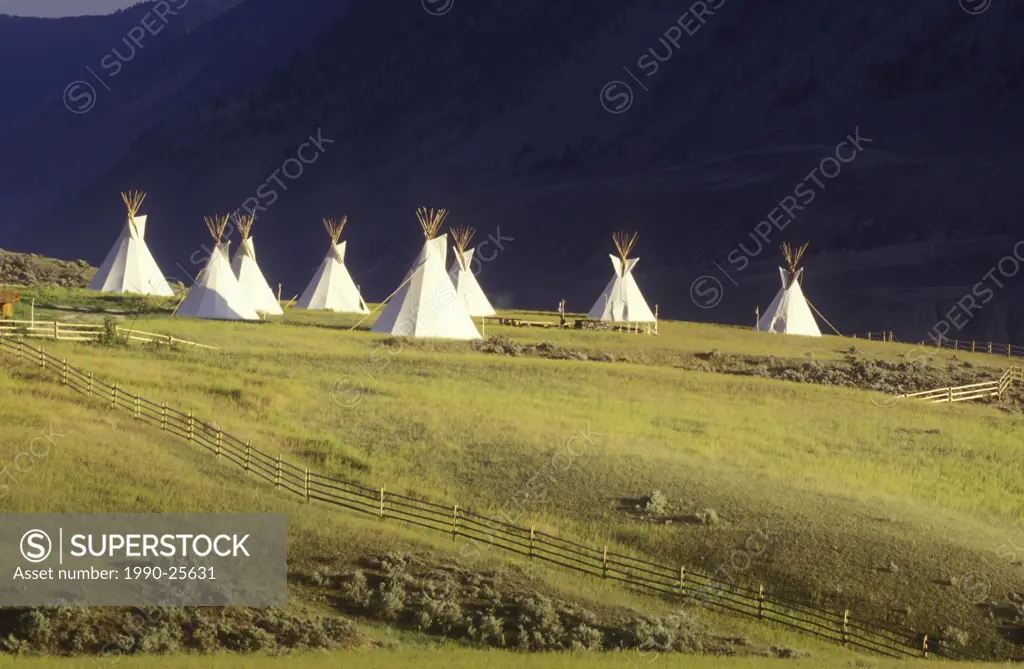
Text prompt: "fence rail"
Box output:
[[0, 320, 214, 349], [901, 365, 1022, 404], [848, 332, 896, 342], [920, 336, 1024, 358], [845, 332, 1024, 359], [0, 338, 970, 660]]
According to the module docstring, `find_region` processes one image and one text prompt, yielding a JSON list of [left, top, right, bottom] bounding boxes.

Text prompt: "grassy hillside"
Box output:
[[0, 649, 1003, 669], [2, 288, 1022, 662], [2, 352, 847, 660]]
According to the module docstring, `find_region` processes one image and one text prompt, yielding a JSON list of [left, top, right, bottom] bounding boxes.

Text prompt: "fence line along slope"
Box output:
[[0, 337, 977, 661]]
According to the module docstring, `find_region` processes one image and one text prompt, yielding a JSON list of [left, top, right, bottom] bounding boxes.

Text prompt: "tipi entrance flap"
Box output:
[[331, 241, 346, 264], [131, 214, 147, 240]]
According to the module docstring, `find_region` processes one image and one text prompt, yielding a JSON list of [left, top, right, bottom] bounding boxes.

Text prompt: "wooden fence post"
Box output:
[[112, 385, 118, 409], [1008, 344, 1012, 357], [379, 487, 385, 518], [134, 394, 140, 418], [971, 340, 976, 353], [215, 428, 222, 458], [953, 340, 959, 351], [53, 321, 58, 341], [305, 468, 310, 502], [88, 372, 93, 395], [679, 566, 686, 594], [947, 387, 953, 403], [922, 633, 929, 658], [275, 455, 281, 487], [17, 340, 22, 359], [757, 584, 765, 618], [244, 440, 251, 473], [38, 346, 44, 368], [187, 412, 194, 442], [61, 358, 67, 386], [452, 503, 459, 539], [988, 342, 993, 354], [842, 609, 850, 646], [602, 546, 608, 578], [529, 526, 535, 558], [161, 403, 167, 431]]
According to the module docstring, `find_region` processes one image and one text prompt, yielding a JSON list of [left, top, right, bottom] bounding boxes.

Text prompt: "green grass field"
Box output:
[[0, 648, 1009, 669], [1, 286, 1022, 664]]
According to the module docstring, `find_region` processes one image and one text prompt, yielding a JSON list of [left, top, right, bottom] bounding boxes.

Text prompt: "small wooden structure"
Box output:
[[0, 290, 19, 319]]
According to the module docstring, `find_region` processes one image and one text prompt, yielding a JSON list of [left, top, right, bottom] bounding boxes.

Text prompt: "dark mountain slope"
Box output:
[[0, 0, 352, 231], [0, 0, 244, 126], [11, 0, 1024, 340]]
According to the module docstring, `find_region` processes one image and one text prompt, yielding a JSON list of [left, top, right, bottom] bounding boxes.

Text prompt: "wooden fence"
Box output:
[[0, 338, 971, 661], [921, 336, 1024, 358], [901, 365, 1023, 404], [0, 320, 214, 349], [846, 332, 1024, 359], [849, 332, 896, 342]]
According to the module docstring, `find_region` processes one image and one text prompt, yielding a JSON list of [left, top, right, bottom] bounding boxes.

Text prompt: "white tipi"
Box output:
[[88, 191, 174, 297], [231, 214, 283, 315], [449, 225, 496, 317], [755, 242, 821, 337], [371, 208, 481, 340], [295, 217, 368, 314], [587, 231, 656, 323], [176, 215, 259, 321]]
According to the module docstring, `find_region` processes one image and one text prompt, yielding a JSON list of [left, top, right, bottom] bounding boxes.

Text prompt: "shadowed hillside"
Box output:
[[5, 0, 1024, 340]]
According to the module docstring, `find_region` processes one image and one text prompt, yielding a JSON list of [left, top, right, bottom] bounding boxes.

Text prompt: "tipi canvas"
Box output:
[[295, 217, 368, 313], [755, 242, 821, 337], [88, 191, 174, 297], [449, 225, 496, 317], [176, 215, 259, 321], [587, 231, 656, 323], [371, 208, 481, 340], [231, 214, 283, 315]]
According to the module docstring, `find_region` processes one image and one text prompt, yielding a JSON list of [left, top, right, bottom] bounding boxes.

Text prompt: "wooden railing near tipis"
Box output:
[[0, 320, 214, 348]]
